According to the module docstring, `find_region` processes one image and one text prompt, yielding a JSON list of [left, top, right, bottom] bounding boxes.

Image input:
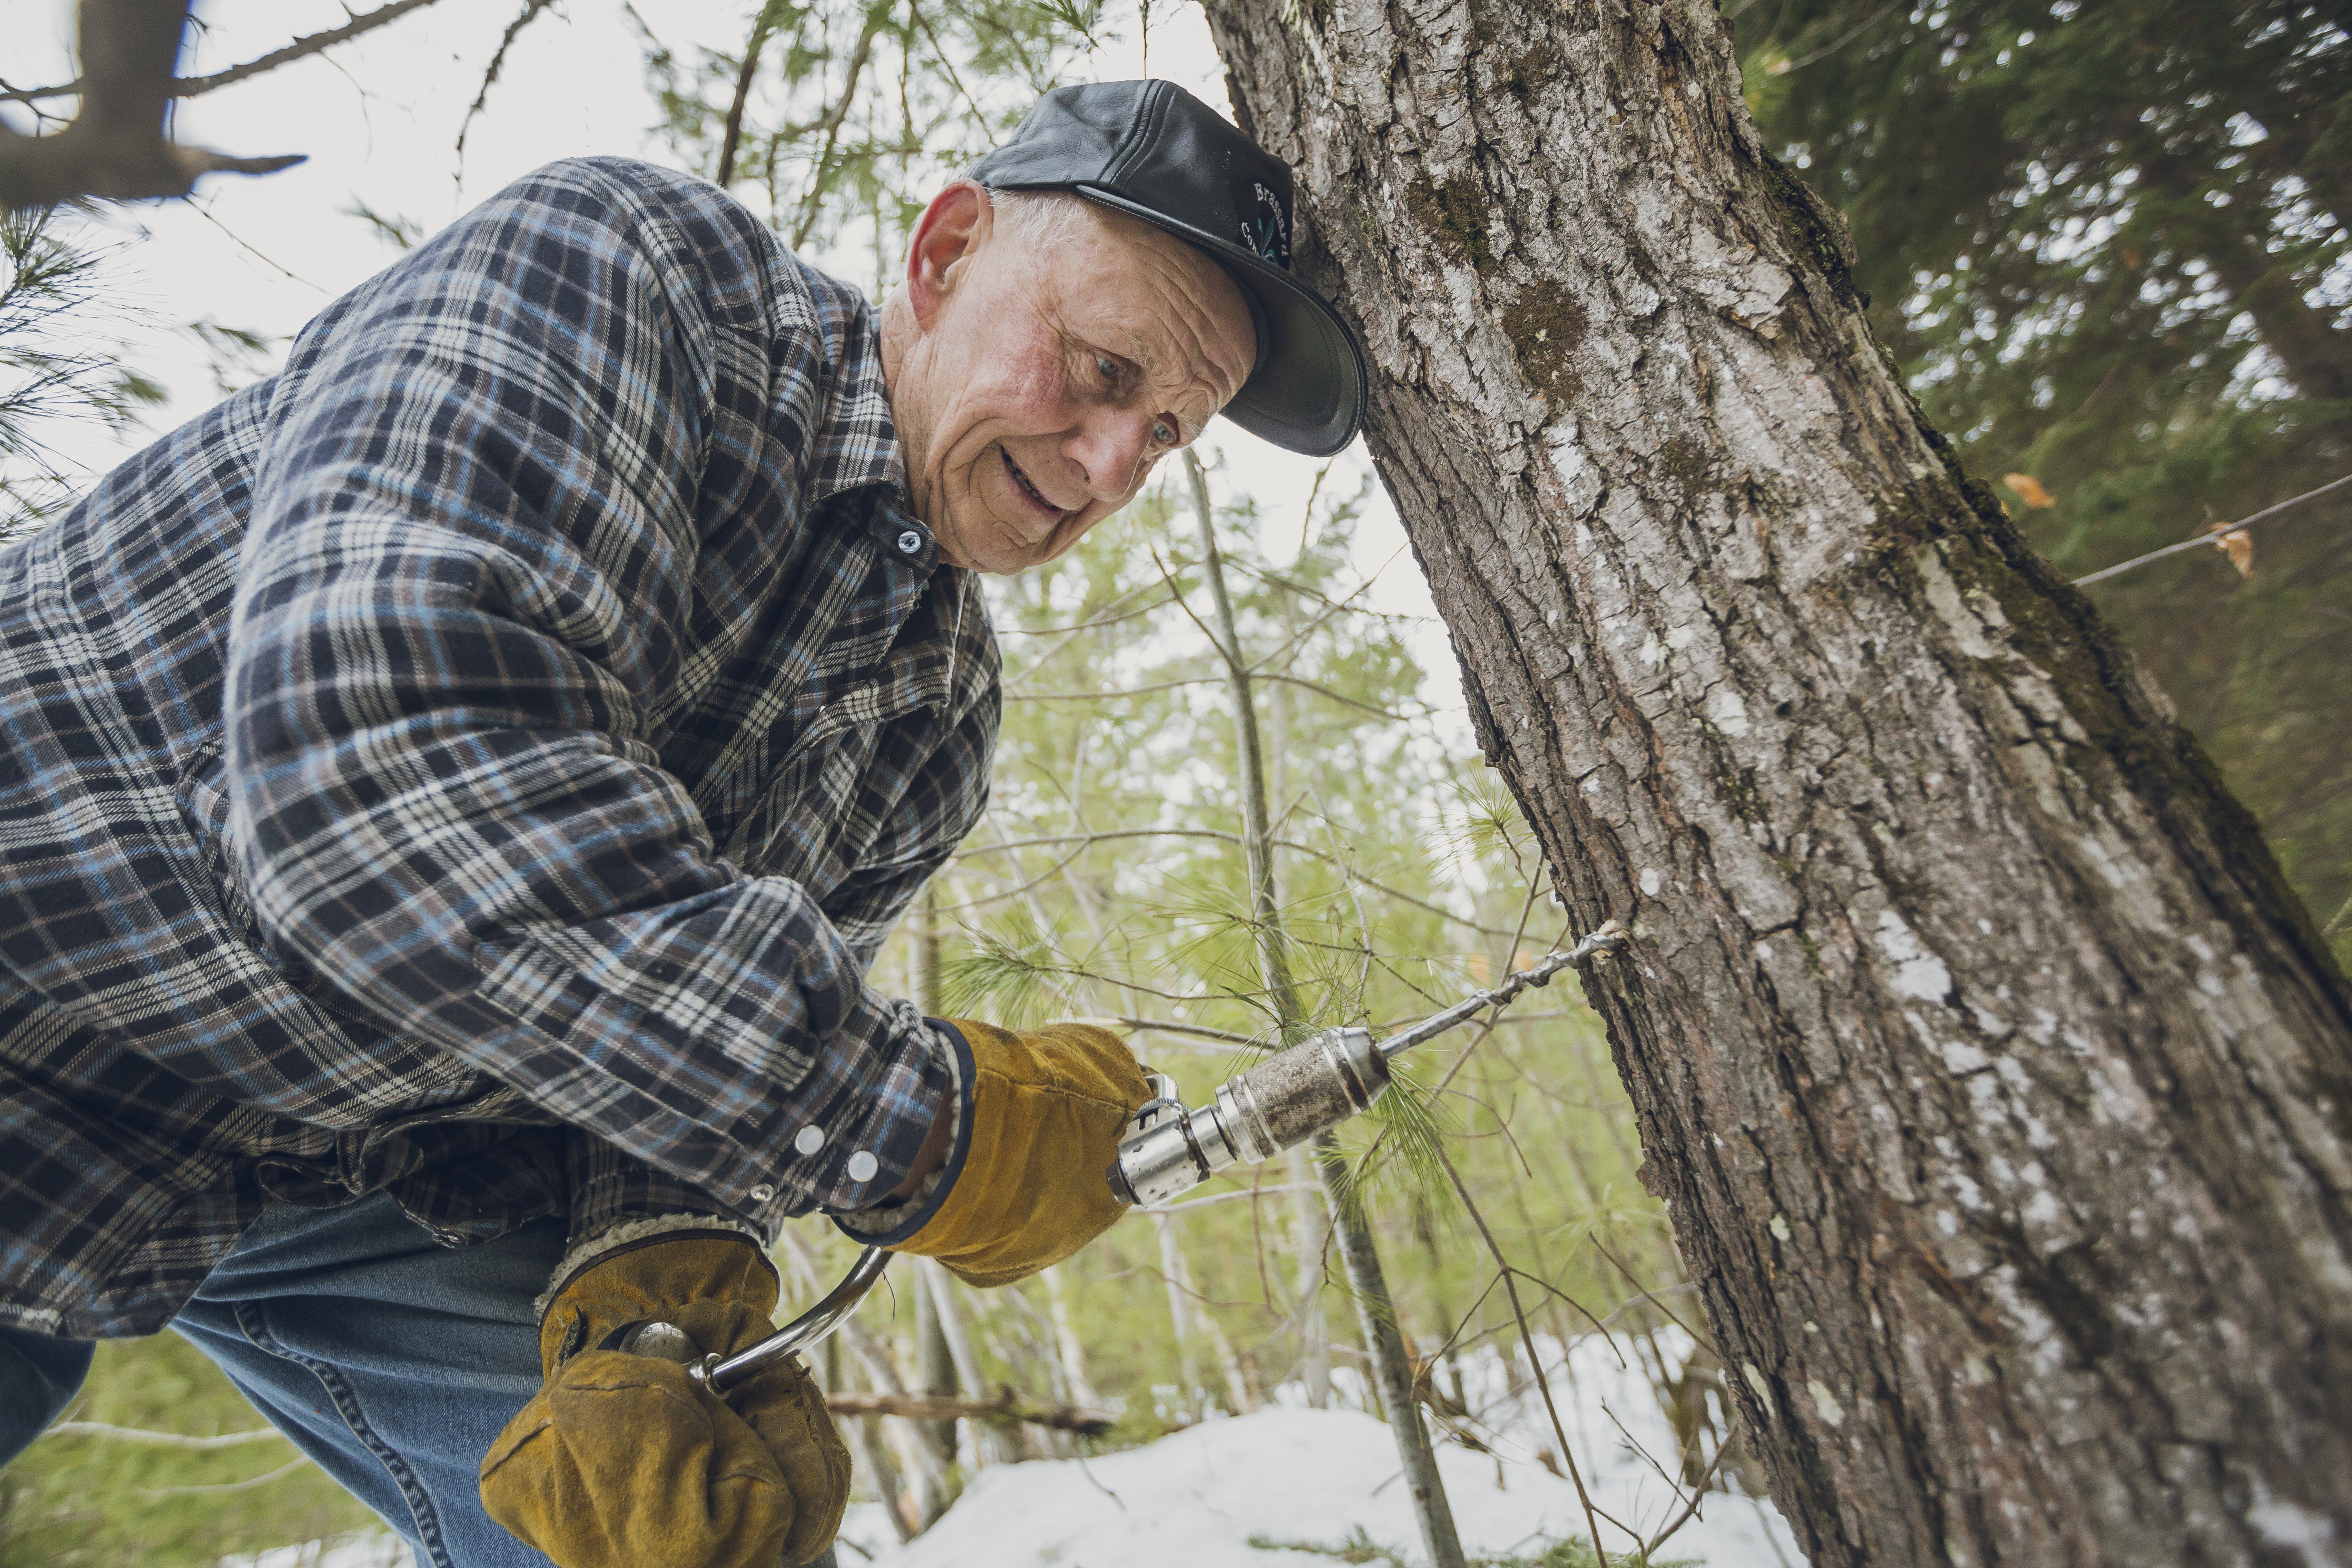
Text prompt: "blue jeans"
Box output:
[[7, 1193, 562, 1567]]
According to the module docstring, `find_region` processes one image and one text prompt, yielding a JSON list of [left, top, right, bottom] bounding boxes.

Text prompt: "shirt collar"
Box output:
[[802, 276, 940, 572]]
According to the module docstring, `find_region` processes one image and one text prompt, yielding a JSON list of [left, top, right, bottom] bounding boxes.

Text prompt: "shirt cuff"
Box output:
[[833, 1019, 972, 1247]]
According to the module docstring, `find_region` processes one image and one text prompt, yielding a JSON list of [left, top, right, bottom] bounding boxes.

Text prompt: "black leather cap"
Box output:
[[968, 80, 1366, 457]]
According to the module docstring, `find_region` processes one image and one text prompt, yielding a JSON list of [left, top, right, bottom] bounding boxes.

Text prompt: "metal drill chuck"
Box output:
[[1107, 1025, 1386, 1208]]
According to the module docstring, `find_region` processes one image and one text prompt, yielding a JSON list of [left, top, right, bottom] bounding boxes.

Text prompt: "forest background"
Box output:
[[0, 0, 2343, 1563]]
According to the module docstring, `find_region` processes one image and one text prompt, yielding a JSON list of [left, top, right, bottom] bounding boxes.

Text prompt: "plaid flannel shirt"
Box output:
[[0, 158, 997, 1338]]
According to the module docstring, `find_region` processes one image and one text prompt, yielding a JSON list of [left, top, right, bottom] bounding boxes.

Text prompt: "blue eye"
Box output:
[[1151, 418, 1178, 447], [1096, 356, 1120, 384]]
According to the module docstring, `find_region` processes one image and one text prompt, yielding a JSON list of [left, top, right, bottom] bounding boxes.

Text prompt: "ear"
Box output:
[[904, 181, 991, 327]]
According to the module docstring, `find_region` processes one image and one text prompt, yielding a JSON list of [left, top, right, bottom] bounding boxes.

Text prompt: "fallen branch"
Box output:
[[822, 1388, 1115, 1436]]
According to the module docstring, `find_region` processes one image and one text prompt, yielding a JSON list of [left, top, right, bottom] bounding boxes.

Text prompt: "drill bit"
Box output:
[[1375, 918, 1629, 1059]]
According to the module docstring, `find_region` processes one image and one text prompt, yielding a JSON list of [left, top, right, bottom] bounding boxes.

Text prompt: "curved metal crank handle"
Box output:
[[601, 1245, 892, 1394]]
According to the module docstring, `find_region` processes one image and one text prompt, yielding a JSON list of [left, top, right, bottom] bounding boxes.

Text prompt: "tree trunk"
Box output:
[[1201, 3, 2352, 1563]]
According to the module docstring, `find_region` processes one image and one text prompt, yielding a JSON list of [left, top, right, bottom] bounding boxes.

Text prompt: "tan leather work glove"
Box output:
[[478, 1231, 851, 1568], [872, 1020, 1150, 1288]]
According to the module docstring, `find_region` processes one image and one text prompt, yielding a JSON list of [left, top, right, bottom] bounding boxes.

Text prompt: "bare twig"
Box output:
[[1010, 670, 1436, 725], [454, 0, 560, 177], [1641, 1435, 1735, 1559], [2322, 889, 2352, 941], [1113, 1015, 1267, 1046], [1434, 1143, 1613, 1567], [138, 1456, 309, 1496], [950, 827, 1521, 939], [1591, 1238, 1720, 1359], [1185, 448, 1467, 1568], [1602, 1399, 1693, 1519], [5, 0, 453, 105], [47, 1421, 286, 1449], [2072, 472, 2352, 586], [1156, 1181, 1324, 1212]]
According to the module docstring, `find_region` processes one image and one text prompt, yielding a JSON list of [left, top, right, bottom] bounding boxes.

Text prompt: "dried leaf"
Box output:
[[2209, 523, 2254, 577], [2002, 472, 2056, 510]]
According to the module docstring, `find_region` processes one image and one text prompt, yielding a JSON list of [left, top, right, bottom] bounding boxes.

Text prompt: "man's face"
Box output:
[[883, 184, 1258, 574]]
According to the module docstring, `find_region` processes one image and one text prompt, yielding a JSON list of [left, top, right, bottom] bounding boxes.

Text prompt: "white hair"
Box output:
[[981, 186, 1100, 252]]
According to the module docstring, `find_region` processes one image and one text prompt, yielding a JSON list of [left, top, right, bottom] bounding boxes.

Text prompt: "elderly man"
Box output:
[[0, 80, 1361, 1568]]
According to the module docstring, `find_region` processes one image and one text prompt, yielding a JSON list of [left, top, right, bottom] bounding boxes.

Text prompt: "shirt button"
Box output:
[[846, 1151, 880, 1183], [793, 1125, 826, 1157], [896, 529, 924, 555], [749, 1183, 775, 1203]]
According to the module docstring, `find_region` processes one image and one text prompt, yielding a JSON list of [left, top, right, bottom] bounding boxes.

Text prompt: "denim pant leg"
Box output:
[[171, 1193, 563, 1568], [0, 1323, 94, 1466]]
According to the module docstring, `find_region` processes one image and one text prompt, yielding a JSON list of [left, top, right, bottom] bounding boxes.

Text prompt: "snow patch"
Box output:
[[855, 1390, 1799, 1568]]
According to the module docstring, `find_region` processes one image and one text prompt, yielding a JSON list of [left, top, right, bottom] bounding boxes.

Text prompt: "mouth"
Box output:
[[1000, 447, 1064, 521]]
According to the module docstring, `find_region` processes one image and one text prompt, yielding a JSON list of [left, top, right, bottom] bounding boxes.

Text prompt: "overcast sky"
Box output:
[[3, 0, 1467, 729]]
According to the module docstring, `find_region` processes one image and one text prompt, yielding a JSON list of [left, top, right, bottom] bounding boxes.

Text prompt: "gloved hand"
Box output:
[[884, 1019, 1151, 1288], [478, 1231, 851, 1568]]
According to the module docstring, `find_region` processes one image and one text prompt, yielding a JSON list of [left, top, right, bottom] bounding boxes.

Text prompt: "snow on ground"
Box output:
[[843, 1336, 1804, 1568]]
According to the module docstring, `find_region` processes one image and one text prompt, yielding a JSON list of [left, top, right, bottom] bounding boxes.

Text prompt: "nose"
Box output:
[[1062, 408, 1157, 503]]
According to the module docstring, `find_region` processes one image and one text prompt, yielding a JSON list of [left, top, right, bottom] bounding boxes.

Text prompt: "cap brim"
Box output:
[[1073, 184, 1365, 458]]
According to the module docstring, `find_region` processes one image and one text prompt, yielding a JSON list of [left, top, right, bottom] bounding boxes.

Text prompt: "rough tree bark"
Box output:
[[1201, 2, 2352, 1563]]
